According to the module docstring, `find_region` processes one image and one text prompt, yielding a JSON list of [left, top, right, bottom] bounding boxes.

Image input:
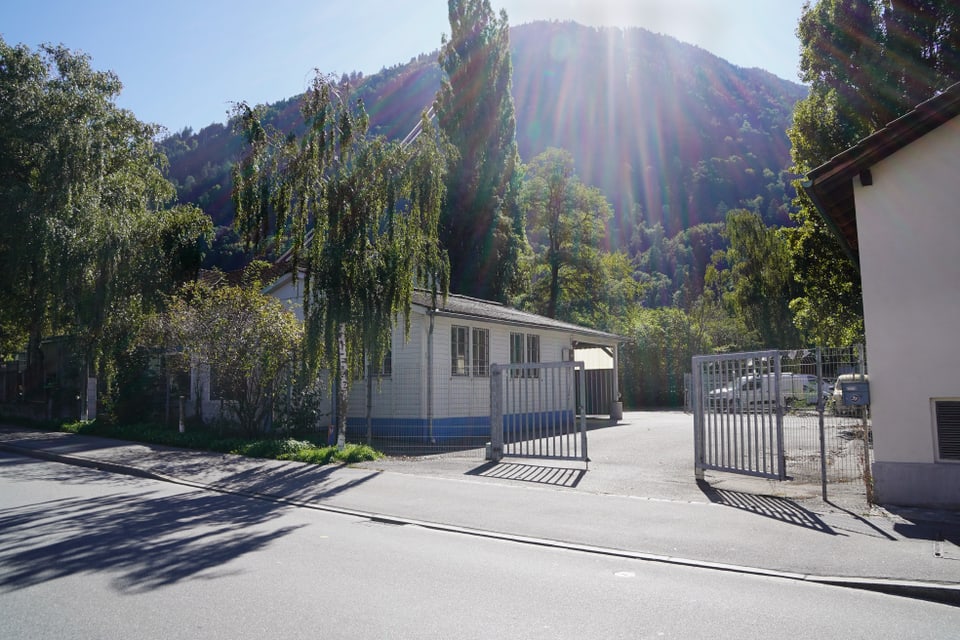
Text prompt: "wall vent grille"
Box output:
[[935, 400, 960, 461]]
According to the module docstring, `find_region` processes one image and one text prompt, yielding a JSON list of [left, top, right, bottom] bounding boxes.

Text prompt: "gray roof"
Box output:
[[412, 290, 624, 345]]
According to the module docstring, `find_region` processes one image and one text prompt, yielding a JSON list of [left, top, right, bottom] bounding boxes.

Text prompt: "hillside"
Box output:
[[160, 20, 807, 268]]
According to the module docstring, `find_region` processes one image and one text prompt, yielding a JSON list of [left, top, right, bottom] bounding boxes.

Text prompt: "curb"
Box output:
[[2, 440, 958, 607]]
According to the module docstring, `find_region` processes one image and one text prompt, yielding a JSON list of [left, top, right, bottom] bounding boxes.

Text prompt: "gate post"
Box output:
[[489, 365, 504, 462], [692, 356, 704, 480]]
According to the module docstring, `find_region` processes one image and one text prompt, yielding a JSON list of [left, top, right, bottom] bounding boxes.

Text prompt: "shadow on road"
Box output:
[[467, 461, 586, 488], [697, 479, 837, 534], [0, 456, 304, 594]]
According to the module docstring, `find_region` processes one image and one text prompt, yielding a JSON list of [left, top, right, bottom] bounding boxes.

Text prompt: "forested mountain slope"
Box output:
[[161, 20, 806, 268]]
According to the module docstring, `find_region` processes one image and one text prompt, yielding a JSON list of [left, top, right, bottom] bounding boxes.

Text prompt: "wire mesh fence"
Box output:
[[778, 347, 870, 487], [341, 362, 490, 458], [693, 346, 871, 495]]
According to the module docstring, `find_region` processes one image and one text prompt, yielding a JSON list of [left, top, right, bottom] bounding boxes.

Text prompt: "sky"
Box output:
[[1, 0, 806, 135]]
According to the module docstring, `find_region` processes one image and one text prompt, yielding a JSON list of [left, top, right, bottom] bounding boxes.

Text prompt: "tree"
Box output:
[[0, 39, 209, 393], [519, 148, 641, 328], [232, 74, 448, 446], [725, 210, 799, 348], [153, 267, 304, 435], [435, 0, 526, 301], [620, 307, 696, 407], [787, 0, 960, 345]]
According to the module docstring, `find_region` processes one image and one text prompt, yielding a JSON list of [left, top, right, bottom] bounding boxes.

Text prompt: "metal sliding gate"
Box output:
[[488, 361, 588, 463], [692, 350, 787, 480]]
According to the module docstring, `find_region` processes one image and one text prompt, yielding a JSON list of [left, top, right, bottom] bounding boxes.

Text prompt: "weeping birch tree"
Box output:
[[232, 75, 449, 445]]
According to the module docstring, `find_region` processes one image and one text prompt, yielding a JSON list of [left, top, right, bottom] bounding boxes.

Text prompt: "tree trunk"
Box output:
[[336, 323, 348, 449]]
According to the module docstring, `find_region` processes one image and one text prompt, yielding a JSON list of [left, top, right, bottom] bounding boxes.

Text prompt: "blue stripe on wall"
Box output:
[[340, 410, 576, 444]]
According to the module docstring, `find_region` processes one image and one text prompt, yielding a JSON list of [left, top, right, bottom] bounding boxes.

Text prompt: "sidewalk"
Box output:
[[1, 421, 958, 605]]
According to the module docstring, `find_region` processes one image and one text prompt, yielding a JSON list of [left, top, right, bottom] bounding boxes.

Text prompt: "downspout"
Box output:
[[427, 309, 435, 443]]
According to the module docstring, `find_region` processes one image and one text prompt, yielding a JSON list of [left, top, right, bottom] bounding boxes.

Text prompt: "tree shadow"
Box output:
[[0, 461, 305, 594], [697, 479, 836, 534], [1, 436, 381, 504], [0, 458, 402, 593], [466, 461, 585, 488]]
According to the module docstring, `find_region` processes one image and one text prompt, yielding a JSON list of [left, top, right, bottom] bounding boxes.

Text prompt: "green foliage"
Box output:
[[49, 418, 381, 465], [620, 308, 696, 407], [436, 0, 527, 301], [0, 39, 209, 375], [519, 148, 626, 321], [149, 267, 305, 436], [787, 0, 960, 345], [231, 74, 449, 443], [724, 210, 799, 348], [633, 222, 728, 308], [233, 438, 315, 459]]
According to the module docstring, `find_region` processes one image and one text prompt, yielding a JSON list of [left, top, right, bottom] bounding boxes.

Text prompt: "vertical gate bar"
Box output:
[[521, 369, 527, 457], [760, 357, 769, 474], [532, 367, 538, 457], [720, 359, 728, 468], [490, 366, 503, 462], [507, 365, 512, 457], [757, 356, 774, 473], [817, 347, 828, 500], [693, 356, 704, 480], [579, 362, 588, 462], [732, 358, 740, 469], [774, 352, 786, 479], [723, 358, 731, 468], [548, 366, 554, 457], [569, 365, 575, 459]]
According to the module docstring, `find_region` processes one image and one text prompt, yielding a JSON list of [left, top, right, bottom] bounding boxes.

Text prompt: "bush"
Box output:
[[44, 419, 383, 467]]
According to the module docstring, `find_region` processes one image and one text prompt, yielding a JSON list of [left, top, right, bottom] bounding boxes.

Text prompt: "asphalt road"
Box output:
[[2, 451, 958, 639]]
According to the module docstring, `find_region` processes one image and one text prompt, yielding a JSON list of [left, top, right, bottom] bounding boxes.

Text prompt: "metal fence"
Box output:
[[489, 361, 588, 462], [693, 346, 871, 497], [340, 359, 594, 459]]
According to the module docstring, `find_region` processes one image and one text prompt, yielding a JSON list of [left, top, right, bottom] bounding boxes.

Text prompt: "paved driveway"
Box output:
[[356, 410, 871, 511]]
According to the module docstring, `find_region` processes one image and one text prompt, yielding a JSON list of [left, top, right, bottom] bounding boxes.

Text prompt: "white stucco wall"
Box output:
[[853, 114, 960, 505]]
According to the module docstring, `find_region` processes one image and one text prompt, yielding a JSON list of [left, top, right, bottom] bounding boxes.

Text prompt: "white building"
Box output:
[[260, 273, 624, 444], [804, 82, 960, 508]]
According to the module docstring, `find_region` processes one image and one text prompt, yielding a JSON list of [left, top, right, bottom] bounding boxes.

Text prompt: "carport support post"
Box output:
[[489, 366, 504, 462]]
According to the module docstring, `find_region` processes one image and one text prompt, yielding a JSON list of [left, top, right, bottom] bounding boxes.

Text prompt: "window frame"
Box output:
[[526, 334, 541, 378], [451, 325, 469, 376], [471, 327, 490, 377]]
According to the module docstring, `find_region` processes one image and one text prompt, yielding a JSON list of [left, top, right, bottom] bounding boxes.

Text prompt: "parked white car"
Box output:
[[709, 373, 818, 412]]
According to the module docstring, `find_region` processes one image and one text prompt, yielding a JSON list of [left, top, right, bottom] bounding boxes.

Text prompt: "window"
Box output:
[[472, 328, 489, 377], [368, 349, 392, 378], [526, 334, 541, 378], [510, 332, 524, 377], [451, 326, 468, 376], [509, 332, 540, 378]]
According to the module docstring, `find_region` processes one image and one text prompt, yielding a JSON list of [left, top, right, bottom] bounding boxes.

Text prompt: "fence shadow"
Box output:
[[697, 480, 836, 534], [466, 461, 586, 488]]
